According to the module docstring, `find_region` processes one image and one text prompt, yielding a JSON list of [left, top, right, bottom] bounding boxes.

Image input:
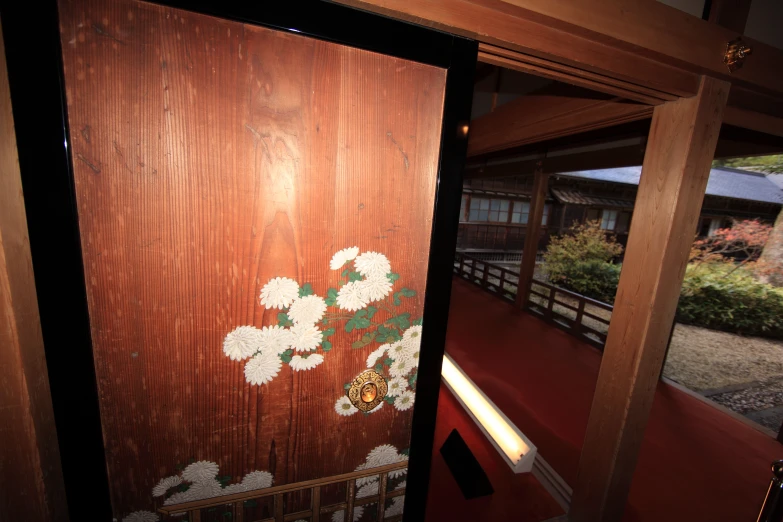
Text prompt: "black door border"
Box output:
[[1, 1, 476, 519]]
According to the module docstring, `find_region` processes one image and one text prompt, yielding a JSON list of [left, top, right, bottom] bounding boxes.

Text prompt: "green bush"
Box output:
[[544, 221, 623, 303], [677, 263, 783, 339]]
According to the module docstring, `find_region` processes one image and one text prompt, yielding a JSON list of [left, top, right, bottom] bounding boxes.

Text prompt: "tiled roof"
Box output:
[[551, 188, 635, 209], [556, 166, 783, 205]]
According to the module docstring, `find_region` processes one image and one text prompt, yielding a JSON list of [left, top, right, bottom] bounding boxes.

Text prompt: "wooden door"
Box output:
[[52, 0, 462, 519]]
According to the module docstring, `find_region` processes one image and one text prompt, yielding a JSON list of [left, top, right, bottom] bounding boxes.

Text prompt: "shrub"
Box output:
[[544, 221, 623, 302], [677, 263, 783, 339]]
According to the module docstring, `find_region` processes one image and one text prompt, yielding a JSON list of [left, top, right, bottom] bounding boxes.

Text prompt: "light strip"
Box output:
[[441, 354, 537, 473]]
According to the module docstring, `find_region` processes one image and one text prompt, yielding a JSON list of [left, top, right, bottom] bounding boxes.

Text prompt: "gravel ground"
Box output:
[[662, 324, 783, 392]]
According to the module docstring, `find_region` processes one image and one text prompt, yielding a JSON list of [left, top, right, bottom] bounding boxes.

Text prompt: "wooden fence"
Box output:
[[453, 252, 613, 350], [157, 461, 407, 522]]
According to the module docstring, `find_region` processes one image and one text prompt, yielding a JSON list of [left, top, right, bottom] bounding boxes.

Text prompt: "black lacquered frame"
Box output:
[[0, 1, 476, 520]]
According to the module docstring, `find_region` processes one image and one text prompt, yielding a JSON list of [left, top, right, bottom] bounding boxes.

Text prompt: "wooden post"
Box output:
[[515, 167, 548, 308], [568, 77, 729, 522], [0, 21, 68, 522]]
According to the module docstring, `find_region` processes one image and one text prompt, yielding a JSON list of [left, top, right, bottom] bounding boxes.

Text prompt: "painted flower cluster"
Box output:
[[330, 444, 408, 522], [151, 460, 273, 506], [334, 323, 421, 417], [223, 248, 421, 392]]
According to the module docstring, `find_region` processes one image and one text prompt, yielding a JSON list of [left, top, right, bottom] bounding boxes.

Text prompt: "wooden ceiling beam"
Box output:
[[467, 88, 653, 157], [333, 0, 783, 100]]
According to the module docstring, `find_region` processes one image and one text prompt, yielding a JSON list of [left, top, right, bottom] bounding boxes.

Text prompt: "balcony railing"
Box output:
[[157, 461, 407, 522], [453, 252, 612, 350]]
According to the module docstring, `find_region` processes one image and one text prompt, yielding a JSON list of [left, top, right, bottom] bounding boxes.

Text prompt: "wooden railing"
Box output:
[[453, 251, 519, 303], [454, 252, 613, 350], [157, 461, 407, 522]]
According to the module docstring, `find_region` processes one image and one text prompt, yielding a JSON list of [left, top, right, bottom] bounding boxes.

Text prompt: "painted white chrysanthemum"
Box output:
[[330, 246, 360, 270], [389, 460, 408, 480], [223, 326, 262, 361], [357, 481, 379, 499], [385, 496, 405, 517], [259, 277, 299, 309], [290, 353, 324, 371], [395, 390, 415, 411], [354, 463, 378, 487], [387, 341, 409, 361], [406, 347, 420, 368], [242, 470, 274, 490], [336, 281, 368, 312], [335, 396, 359, 416], [244, 351, 282, 385], [366, 345, 389, 368], [182, 461, 219, 483], [152, 475, 183, 497], [163, 491, 194, 505], [332, 506, 364, 522], [402, 325, 423, 346], [366, 445, 400, 468], [354, 251, 391, 279], [288, 294, 327, 325], [358, 275, 393, 303], [123, 511, 159, 522], [389, 357, 415, 378], [395, 480, 407, 490], [258, 325, 293, 355], [289, 323, 322, 352], [187, 478, 223, 500], [222, 483, 248, 494], [386, 376, 408, 397]]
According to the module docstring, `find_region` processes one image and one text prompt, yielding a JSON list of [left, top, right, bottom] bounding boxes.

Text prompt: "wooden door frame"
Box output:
[[0, 1, 476, 520]]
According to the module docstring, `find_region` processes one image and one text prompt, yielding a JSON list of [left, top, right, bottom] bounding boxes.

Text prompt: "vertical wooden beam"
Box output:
[[0, 21, 68, 522], [515, 166, 548, 308], [569, 76, 729, 522]]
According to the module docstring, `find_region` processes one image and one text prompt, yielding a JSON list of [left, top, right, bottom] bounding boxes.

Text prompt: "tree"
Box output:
[[712, 154, 783, 286]]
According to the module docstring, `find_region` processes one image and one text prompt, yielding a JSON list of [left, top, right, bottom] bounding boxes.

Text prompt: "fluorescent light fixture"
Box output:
[[441, 354, 537, 473]]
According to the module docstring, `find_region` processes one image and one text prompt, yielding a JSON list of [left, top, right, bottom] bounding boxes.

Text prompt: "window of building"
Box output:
[[469, 197, 490, 221], [600, 209, 618, 230], [460, 195, 467, 221], [707, 217, 724, 236], [489, 199, 510, 222], [616, 211, 631, 233], [511, 201, 530, 224]]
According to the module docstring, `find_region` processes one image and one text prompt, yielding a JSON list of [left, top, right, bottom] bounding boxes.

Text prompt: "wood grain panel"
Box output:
[[0, 20, 68, 522], [57, 0, 445, 518], [570, 76, 729, 522]]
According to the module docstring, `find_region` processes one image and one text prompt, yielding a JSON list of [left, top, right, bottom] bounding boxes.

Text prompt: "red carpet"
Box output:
[[426, 385, 564, 522], [440, 277, 783, 522]]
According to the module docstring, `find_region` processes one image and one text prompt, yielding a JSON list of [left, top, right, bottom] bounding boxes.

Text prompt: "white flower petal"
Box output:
[[389, 357, 415, 378], [358, 276, 393, 303], [242, 470, 274, 490], [386, 377, 408, 397], [187, 478, 223, 500], [288, 294, 327, 325], [332, 506, 364, 522], [260, 277, 299, 310], [290, 323, 322, 352], [152, 475, 183, 497], [163, 491, 194, 505], [366, 345, 389, 368], [394, 390, 415, 411], [335, 396, 359, 416], [222, 483, 248, 494], [387, 342, 409, 361], [402, 325, 422, 346], [385, 496, 405, 517], [122, 511, 160, 522], [330, 247, 359, 270], [289, 353, 324, 371], [223, 326, 262, 361], [354, 252, 391, 279], [258, 325, 293, 355], [336, 281, 368, 312], [357, 482, 379, 499], [244, 351, 282, 385], [366, 445, 400, 468], [182, 461, 219, 483]]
